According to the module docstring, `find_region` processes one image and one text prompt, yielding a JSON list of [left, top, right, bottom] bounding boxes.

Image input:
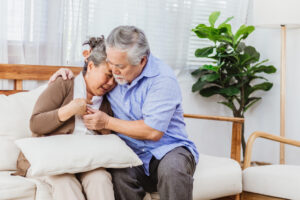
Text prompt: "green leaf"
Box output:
[[215, 35, 233, 44], [191, 68, 202, 76], [218, 23, 233, 37], [250, 75, 268, 81], [244, 46, 260, 60], [200, 86, 239, 97], [192, 79, 207, 92], [218, 101, 234, 110], [200, 86, 221, 97], [251, 65, 277, 74], [192, 24, 211, 39], [252, 82, 273, 91], [247, 82, 273, 95], [209, 11, 220, 27], [195, 46, 214, 57], [236, 42, 246, 52], [219, 86, 240, 96], [193, 28, 209, 38], [201, 64, 220, 72], [219, 16, 234, 26], [234, 25, 255, 45], [238, 46, 260, 66], [194, 24, 208, 29], [201, 73, 220, 82], [244, 97, 262, 113]]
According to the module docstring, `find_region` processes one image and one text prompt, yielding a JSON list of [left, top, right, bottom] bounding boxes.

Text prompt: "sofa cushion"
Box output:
[[0, 138, 20, 170], [193, 154, 242, 200], [26, 177, 52, 200], [243, 165, 300, 199], [15, 134, 143, 177], [0, 84, 46, 138], [143, 154, 242, 200], [0, 171, 36, 200]]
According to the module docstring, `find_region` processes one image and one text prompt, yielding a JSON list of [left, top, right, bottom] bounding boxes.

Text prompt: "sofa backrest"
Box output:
[[0, 64, 81, 171]]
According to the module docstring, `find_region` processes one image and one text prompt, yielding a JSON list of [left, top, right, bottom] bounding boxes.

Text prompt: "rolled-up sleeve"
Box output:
[[142, 77, 181, 133]]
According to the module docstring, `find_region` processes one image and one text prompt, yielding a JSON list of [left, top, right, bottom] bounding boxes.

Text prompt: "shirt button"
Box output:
[[142, 149, 145, 152]]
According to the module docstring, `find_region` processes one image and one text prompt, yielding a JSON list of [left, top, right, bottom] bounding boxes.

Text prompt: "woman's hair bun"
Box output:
[[83, 35, 105, 50]]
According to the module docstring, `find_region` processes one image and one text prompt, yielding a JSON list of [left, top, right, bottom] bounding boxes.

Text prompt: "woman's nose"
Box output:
[[107, 77, 114, 86]]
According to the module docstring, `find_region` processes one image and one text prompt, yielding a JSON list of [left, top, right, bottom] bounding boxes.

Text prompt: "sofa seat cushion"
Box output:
[[193, 154, 242, 200], [243, 165, 300, 199], [0, 171, 36, 200], [145, 154, 242, 200]]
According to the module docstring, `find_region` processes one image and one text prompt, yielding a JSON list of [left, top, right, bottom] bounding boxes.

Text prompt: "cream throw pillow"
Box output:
[[0, 138, 20, 170], [0, 84, 47, 138], [15, 134, 142, 177]]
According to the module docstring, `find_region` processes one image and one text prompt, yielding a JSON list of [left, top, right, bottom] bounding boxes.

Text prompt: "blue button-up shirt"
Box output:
[[107, 53, 199, 175]]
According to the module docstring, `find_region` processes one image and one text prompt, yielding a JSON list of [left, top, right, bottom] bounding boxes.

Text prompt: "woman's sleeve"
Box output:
[[30, 77, 71, 135]]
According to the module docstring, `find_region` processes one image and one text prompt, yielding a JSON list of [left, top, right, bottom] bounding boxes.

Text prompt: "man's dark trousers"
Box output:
[[109, 146, 196, 200]]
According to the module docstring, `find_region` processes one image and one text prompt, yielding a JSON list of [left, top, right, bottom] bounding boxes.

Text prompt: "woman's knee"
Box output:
[[46, 174, 81, 189], [81, 168, 112, 186]]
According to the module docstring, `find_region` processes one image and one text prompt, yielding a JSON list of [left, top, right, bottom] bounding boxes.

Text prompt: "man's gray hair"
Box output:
[[106, 26, 150, 65]]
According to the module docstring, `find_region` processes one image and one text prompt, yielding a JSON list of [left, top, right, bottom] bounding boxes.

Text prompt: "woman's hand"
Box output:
[[58, 98, 92, 122], [69, 98, 91, 116]]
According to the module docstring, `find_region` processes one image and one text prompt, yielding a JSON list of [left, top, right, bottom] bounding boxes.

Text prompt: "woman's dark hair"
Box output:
[[83, 36, 105, 50], [82, 36, 106, 76]]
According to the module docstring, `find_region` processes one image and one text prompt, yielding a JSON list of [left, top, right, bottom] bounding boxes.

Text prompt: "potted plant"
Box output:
[[191, 11, 276, 156]]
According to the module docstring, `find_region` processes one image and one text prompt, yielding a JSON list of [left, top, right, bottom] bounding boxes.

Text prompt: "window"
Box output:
[[186, 0, 249, 69]]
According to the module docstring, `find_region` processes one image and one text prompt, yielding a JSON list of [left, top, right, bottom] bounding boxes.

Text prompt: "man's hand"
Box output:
[[49, 68, 74, 83], [83, 107, 110, 132]]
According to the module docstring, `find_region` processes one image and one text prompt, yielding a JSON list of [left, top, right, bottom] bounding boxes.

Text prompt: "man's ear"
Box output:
[[87, 61, 94, 72], [140, 56, 148, 67]]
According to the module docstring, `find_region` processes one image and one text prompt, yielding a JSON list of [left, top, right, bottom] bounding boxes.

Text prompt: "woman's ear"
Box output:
[[82, 50, 91, 60]]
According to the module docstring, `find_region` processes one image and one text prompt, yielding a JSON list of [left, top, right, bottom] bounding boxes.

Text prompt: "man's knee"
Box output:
[[157, 147, 196, 181], [158, 164, 185, 181], [110, 168, 135, 182]]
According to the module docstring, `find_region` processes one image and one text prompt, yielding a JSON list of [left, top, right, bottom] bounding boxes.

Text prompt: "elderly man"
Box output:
[[52, 26, 198, 200]]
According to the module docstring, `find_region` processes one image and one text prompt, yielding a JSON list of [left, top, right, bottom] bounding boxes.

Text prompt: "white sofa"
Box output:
[[0, 85, 242, 200]]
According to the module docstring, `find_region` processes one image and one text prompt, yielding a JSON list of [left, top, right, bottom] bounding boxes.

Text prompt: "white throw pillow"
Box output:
[[0, 137, 20, 170], [15, 134, 142, 177], [0, 84, 47, 138]]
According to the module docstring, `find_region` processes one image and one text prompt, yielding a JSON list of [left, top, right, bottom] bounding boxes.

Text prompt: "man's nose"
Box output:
[[112, 66, 121, 75]]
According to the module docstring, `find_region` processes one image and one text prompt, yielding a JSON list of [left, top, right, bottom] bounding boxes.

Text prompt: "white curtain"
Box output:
[[0, 0, 91, 90], [0, 0, 249, 90]]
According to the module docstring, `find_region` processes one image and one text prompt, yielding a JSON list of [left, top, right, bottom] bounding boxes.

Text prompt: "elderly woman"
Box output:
[[14, 37, 116, 200]]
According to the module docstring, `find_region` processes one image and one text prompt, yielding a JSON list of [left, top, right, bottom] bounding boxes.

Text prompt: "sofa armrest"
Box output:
[[184, 114, 244, 164], [243, 131, 300, 169]]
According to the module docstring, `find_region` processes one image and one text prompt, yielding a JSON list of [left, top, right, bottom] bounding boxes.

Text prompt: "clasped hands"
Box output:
[[68, 98, 110, 133]]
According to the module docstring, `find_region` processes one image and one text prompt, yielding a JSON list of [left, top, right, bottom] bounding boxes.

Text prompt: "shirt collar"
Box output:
[[129, 53, 160, 87]]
